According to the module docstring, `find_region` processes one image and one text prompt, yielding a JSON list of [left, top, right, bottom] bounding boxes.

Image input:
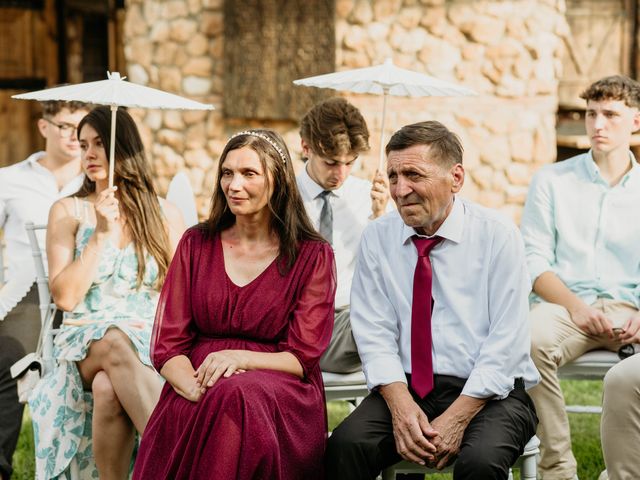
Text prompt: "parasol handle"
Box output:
[[377, 88, 389, 173], [108, 105, 118, 188]]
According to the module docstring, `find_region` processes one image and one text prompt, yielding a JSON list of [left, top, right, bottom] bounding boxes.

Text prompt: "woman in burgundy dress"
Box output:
[[133, 130, 336, 480]]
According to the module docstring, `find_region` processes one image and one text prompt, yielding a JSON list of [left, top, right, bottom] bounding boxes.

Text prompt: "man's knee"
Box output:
[[454, 446, 511, 480], [603, 357, 640, 404]]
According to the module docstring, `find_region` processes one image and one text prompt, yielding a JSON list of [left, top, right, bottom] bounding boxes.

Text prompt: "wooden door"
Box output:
[[0, 0, 57, 167], [559, 0, 635, 109]]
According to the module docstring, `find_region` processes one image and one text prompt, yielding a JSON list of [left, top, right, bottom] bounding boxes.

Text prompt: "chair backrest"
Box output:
[[24, 222, 57, 375], [0, 230, 5, 285], [166, 171, 199, 228]]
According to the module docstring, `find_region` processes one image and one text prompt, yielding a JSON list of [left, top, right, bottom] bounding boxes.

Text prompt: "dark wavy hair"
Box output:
[[300, 97, 370, 159], [75, 106, 171, 289], [202, 129, 325, 272]]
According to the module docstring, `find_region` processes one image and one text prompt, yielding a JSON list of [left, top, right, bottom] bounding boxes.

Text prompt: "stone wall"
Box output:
[[124, 0, 568, 222]]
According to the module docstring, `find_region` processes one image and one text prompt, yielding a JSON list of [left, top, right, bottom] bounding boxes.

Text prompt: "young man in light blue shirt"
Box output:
[[521, 75, 640, 480]]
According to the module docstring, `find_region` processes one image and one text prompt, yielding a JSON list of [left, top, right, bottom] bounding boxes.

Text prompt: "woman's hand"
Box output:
[[195, 350, 248, 389], [173, 379, 204, 403], [94, 186, 120, 236]]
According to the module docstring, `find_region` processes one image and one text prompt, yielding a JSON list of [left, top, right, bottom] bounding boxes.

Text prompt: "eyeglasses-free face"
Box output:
[[43, 117, 79, 139]]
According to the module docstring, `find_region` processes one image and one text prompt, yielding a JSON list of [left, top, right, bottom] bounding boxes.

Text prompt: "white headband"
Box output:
[[229, 130, 287, 164]]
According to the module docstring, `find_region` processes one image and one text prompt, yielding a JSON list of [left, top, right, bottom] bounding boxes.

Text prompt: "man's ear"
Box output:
[[450, 163, 465, 193], [300, 138, 311, 157], [632, 110, 640, 133], [37, 118, 48, 139]]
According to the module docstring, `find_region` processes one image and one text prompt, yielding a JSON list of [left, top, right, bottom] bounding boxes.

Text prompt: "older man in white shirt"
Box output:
[[0, 100, 89, 480], [521, 75, 640, 480], [326, 121, 539, 480], [297, 97, 390, 373]]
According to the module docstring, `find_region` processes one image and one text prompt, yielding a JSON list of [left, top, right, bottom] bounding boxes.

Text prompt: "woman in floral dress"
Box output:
[[29, 106, 184, 480]]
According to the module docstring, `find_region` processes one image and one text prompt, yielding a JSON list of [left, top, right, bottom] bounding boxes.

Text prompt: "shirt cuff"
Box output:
[[526, 257, 552, 287], [462, 368, 514, 400], [362, 355, 407, 391]]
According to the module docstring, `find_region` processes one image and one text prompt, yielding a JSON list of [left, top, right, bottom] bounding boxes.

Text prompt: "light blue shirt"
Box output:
[[520, 151, 640, 308], [351, 197, 540, 399]]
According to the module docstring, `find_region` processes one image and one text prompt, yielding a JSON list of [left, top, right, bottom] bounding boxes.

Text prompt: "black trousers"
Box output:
[[0, 285, 41, 478], [325, 375, 538, 480]]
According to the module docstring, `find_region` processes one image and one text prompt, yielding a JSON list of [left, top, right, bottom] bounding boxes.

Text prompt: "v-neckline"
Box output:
[[219, 235, 278, 289]]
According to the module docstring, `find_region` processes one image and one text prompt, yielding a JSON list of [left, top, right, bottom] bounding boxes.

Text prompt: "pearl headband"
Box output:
[[229, 130, 287, 164]]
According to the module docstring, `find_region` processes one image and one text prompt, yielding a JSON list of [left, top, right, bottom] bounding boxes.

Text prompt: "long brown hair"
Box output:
[[76, 106, 171, 289], [202, 129, 324, 272]]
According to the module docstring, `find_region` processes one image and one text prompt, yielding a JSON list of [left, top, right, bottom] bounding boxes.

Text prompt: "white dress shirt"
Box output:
[[351, 197, 540, 399], [297, 166, 385, 308], [0, 153, 84, 315], [521, 151, 640, 307]]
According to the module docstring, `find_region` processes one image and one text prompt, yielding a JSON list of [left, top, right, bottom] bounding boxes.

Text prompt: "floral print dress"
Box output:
[[29, 199, 160, 480]]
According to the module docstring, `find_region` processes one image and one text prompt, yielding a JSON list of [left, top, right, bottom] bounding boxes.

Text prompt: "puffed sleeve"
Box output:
[[151, 228, 198, 371], [278, 242, 336, 377]]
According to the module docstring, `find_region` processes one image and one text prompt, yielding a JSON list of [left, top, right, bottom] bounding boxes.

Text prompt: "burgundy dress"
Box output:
[[133, 228, 336, 480]]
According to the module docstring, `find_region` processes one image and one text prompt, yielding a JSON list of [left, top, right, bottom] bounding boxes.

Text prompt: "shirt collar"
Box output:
[[299, 163, 346, 199], [400, 195, 464, 246], [583, 150, 640, 187], [26, 151, 47, 168]]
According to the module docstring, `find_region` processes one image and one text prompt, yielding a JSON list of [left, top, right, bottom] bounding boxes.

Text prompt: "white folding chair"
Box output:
[[323, 370, 369, 405], [0, 230, 5, 285], [24, 221, 58, 376], [166, 171, 199, 228], [558, 349, 620, 414]]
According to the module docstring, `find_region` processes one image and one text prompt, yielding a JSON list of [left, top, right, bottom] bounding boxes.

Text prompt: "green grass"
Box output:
[[14, 380, 605, 479]]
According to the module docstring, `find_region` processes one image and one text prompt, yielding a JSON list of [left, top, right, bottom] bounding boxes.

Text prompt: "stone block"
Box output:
[[336, 0, 355, 19], [470, 165, 493, 189], [183, 76, 212, 96], [128, 64, 149, 85], [183, 110, 209, 126], [124, 4, 147, 38], [505, 184, 529, 204], [201, 11, 223, 36], [373, 0, 402, 21], [389, 24, 407, 50], [162, 1, 188, 20], [351, 0, 373, 24], [479, 136, 511, 168], [169, 19, 198, 43], [185, 149, 213, 170], [397, 7, 422, 30], [418, 35, 461, 73], [150, 21, 170, 43], [344, 25, 368, 50], [496, 75, 526, 98], [164, 111, 185, 130], [367, 22, 390, 40], [186, 34, 209, 56], [401, 28, 428, 53], [158, 129, 185, 151], [506, 163, 533, 185], [158, 67, 182, 93], [447, 3, 475, 28], [477, 190, 505, 209], [186, 123, 207, 150], [509, 131, 534, 163], [418, 6, 446, 32], [130, 38, 153, 68], [153, 42, 178, 66], [461, 16, 506, 46], [183, 57, 213, 76]]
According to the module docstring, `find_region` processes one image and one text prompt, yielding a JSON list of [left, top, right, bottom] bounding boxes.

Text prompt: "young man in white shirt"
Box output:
[[521, 75, 640, 480], [0, 100, 89, 480], [296, 97, 390, 373], [326, 121, 539, 479]]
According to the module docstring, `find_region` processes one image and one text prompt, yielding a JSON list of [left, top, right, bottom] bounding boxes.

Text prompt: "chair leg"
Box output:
[[521, 454, 537, 480]]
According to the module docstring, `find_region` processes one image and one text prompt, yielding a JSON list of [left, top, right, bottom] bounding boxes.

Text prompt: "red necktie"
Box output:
[[411, 236, 443, 398]]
